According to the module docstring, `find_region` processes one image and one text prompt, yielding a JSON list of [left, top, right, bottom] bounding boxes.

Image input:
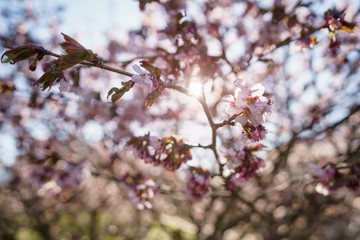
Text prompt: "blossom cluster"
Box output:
[[126, 135, 192, 172], [29, 160, 88, 193], [324, 10, 347, 32], [324, 10, 356, 54], [131, 64, 160, 95], [55, 161, 88, 190], [225, 144, 265, 190], [185, 167, 211, 201], [223, 82, 272, 142], [310, 163, 360, 195], [131, 61, 164, 106], [121, 172, 158, 210], [295, 36, 318, 51]]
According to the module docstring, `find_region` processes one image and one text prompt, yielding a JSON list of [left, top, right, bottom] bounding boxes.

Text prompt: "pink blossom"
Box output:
[[121, 173, 158, 210], [295, 36, 318, 51], [225, 145, 265, 185], [29, 166, 56, 186], [29, 160, 89, 192], [235, 156, 264, 181], [227, 173, 246, 191], [149, 136, 162, 150], [59, 79, 71, 92], [225, 148, 245, 169], [223, 83, 271, 127], [185, 168, 210, 201], [126, 135, 192, 172], [55, 161, 88, 190], [324, 11, 344, 31], [309, 163, 341, 192], [131, 64, 158, 95], [243, 123, 267, 142], [310, 163, 360, 193]]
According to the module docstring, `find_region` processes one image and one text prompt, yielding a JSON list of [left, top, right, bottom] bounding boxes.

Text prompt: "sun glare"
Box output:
[[188, 66, 203, 98], [189, 81, 204, 98]]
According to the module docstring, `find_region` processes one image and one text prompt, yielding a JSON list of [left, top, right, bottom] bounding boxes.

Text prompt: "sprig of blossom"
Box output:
[[130, 61, 164, 106], [55, 161, 89, 190], [185, 167, 210, 201], [126, 135, 192, 172], [324, 10, 355, 32], [323, 10, 356, 54], [295, 36, 318, 51], [29, 160, 89, 193], [121, 172, 158, 210], [223, 82, 272, 142], [225, 143, 265, 190], [30, 166, 56, 186], [131, 64, 158, 95], [310, 163, 342, 195], [310, 163, 360, 195]]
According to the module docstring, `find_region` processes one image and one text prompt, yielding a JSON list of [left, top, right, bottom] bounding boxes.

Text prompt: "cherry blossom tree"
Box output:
[[0, 0, 359, 239]]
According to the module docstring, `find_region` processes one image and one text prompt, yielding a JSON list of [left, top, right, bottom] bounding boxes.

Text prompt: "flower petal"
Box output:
[[131, 74, 143, 83], [251, 83, 265, 97], [222, 94, 234, 103], [234, 79, 243, 87], [132, 64, 146, 75], [227, 106, 242, 115]]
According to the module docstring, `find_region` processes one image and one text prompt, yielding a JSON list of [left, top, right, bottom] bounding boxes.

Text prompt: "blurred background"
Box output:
[[0, 0, 360, 239]]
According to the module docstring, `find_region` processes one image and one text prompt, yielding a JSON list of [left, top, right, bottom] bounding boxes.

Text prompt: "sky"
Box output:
[[47, 0, 142, 47]]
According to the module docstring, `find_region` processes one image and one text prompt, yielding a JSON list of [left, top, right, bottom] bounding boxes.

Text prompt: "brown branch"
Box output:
[[44, 50, 229, 174], [214, 114, 237, 128], [81, 61, 134, 77]]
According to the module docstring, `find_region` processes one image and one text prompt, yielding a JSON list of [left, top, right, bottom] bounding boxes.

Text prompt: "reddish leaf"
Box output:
[[1, 44, 46, 64]]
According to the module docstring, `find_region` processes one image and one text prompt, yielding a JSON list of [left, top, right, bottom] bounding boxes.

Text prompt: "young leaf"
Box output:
[[1, 44, 46, 64]]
